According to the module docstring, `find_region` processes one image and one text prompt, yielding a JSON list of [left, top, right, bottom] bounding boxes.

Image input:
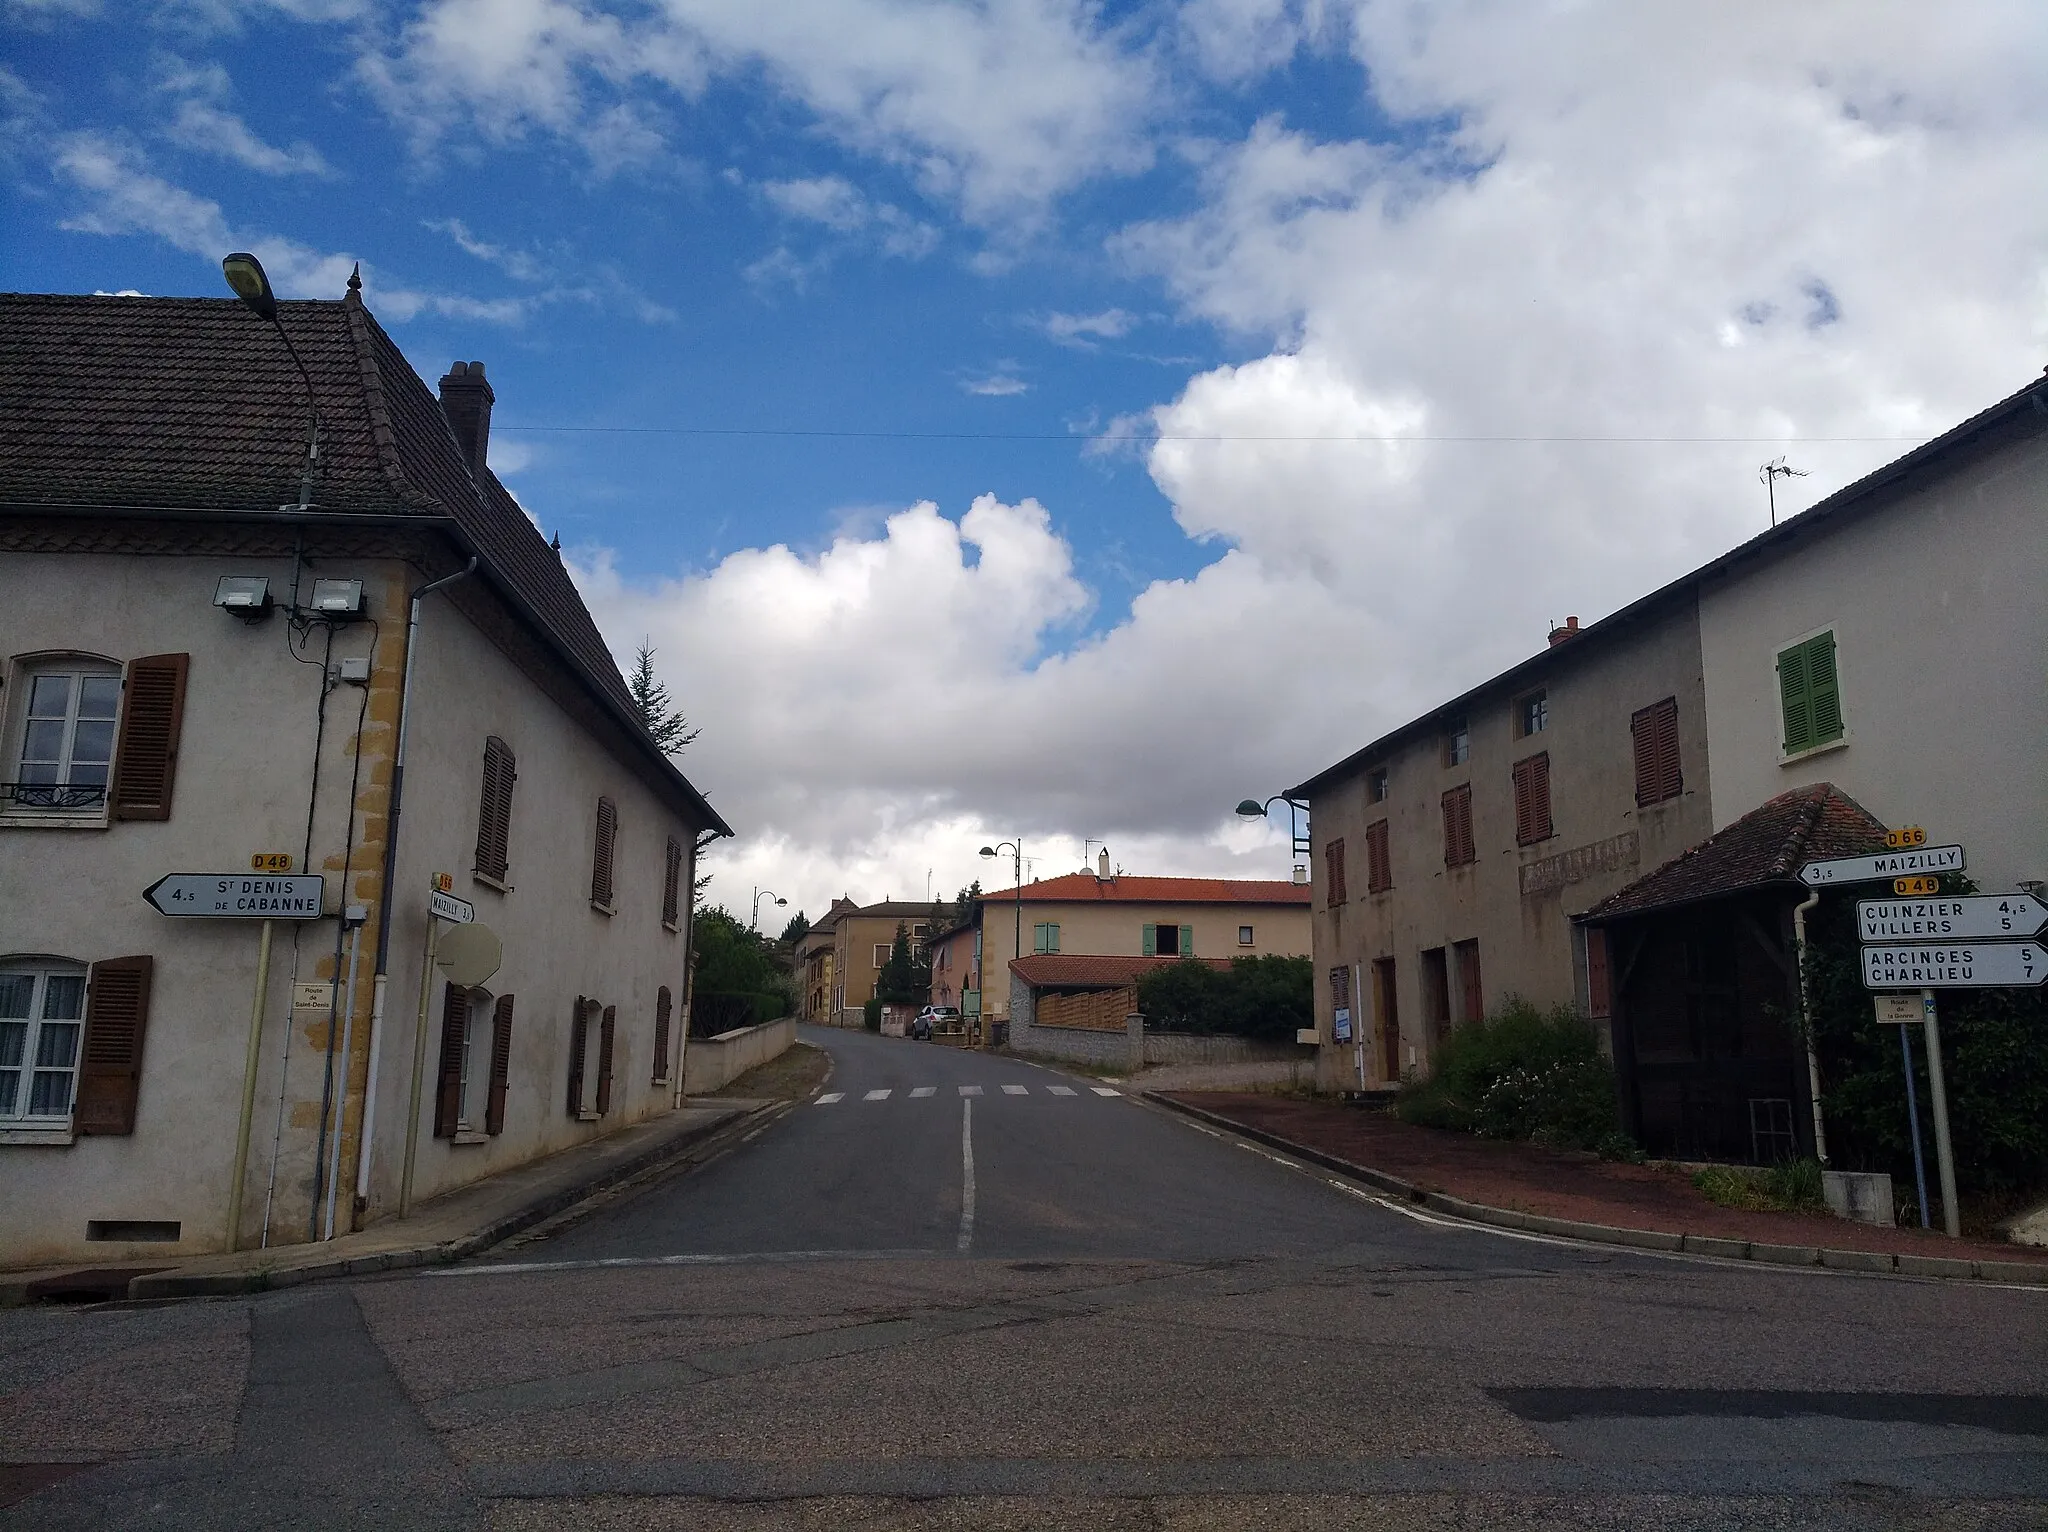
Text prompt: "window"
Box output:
[[1454, 939, 1483, 1023], [473, 736, 516, 885], [1033, 922, 1061, 954], [589, 796, 618, 910], [1324, 838, 1348, 907], [566, 997, 598, 1119], [662, 837, 684, 930], [1367, 767, 1389, 803], [1631, 696, 1682, 806], [1443, 717, 1469, 767], [874, 945, 891, 968], [1776, 631, 1843, 755], [1143, 924, 1191, 957], [1441, 784, 1474, 867], [0, 962, 86, 1121], [434, 987, 511, 1140], [596, 1005, 617, 1115], [1511, 752, 1553, 845], [1238, 925, 1254, 946], [11, 666, 120, 811], [1420, 947, 1450, 1046], [1365, 819, 1392, 894], [1517, 690, 1548, 737]]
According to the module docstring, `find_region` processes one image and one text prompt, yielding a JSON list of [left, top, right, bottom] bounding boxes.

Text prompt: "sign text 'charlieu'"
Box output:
[[1861, 942, 2047, 990]]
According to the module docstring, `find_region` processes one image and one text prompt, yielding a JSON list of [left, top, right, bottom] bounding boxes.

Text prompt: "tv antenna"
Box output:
[[1759, 456, 1808, 527]]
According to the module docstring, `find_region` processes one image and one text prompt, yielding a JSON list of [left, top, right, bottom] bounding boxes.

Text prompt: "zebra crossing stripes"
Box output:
[[1046, 1085, 1077, 1096], [1001, 1084, 1028, 1095], [959, 1085, 983, 1097], [809, 1083, 1117, 1105], [863, 1089, 891, 1101], [815, 1093, 845, 1105], [909, 1087, 936, 1098]]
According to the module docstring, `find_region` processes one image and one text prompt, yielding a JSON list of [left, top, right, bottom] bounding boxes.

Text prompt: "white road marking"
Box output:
[[957, 1098, 976, 1253], [910, 1087, 936, 1098], [815, 1093, 844, 1105], [863, 1089, 892, 1101], [429, 1250, 939, 1277], [959, 1085, 983, 1096], [1001, 1084, 1028, 1096], [1046, 1085, 1077, 1096], [1091, 1087, 1121, 1097]]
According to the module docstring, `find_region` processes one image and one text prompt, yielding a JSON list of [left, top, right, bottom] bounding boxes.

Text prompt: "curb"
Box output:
[[123, 1100, 784, 1301], [1145, 1092, 2048, 1287]]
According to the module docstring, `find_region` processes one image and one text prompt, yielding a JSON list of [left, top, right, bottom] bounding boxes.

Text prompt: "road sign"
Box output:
[[145, 873, 324, 918], [1894, 875, 1940, 896], [1862, 942, 2046, 989], [1858, 893, 2048, 943], [1885, 827, 1927, 849], [250, 852, 294, 872], [1799, 844, 1964, 887], [1872, 994, 1919, 1024], [429, 888, 475, 924]]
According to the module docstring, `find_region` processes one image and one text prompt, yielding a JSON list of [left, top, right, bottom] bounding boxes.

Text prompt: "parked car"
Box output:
[[912, 1005, 959, 1040]]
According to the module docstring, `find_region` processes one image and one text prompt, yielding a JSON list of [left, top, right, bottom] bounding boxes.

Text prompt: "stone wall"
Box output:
[[682, 1016, 795, 1095], [1014, 1022, 1313, 1073]]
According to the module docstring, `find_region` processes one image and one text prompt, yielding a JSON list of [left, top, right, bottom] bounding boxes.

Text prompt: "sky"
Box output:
[[4, 1, 2046, 927]]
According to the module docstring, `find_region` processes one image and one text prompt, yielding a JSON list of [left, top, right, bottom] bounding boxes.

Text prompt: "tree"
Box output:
[[627, 639, 701, 757], [874, 922, 930, 1006], [690, 904, 795, 1035], [780, 910, 810, 943]]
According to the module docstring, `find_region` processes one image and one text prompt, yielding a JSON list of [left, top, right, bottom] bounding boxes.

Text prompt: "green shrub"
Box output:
[[1133, 955, 1311, 1042], [862, 997, 882, 1033], [1394, 997, 1625, 1152], [1692, 1158, 1825, 1213]]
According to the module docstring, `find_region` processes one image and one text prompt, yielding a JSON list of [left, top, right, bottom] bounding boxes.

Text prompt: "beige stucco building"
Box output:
[[0, 290, 728, 1269], [797, 898, 943, 1026]]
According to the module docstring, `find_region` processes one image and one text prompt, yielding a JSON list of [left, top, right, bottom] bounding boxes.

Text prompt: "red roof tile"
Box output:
[[1011, 954, 1234, 988], [981, 873, 1310, 906]]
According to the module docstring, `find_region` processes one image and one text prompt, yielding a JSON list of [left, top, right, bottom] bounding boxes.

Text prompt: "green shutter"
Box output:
[[1777, 641, 1812, 754], [1180, 924, 1194, 958], [1048, 923, 1060, 953], [1806, 632, 1842, 744], [1142, 924, 1156, 956]]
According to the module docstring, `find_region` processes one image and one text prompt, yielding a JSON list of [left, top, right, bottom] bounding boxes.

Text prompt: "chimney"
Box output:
[[1548, 615, 1581, 647], [1097, 848, 1111, 881], [438, 360, 494, 477]]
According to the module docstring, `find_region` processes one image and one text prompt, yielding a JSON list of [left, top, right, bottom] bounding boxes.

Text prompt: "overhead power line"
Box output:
[[492, 423, 1938, 444]]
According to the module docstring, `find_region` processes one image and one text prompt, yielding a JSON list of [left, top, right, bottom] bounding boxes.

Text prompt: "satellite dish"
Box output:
[[436, 922, 502, 987]]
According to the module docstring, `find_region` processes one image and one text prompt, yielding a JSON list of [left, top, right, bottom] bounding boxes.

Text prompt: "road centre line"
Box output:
[[957, 1098, 976, 1254]]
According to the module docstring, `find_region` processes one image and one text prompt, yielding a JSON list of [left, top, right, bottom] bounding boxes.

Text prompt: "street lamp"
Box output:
[[1235, 795, 1312, 861], [979, 841, 1023, 1031], [751, 886, 787, 932], [221, 251, 323, 512]]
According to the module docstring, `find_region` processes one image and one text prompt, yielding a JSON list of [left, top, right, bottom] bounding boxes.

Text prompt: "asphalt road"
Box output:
[[5, 1025, 2046, 1530]]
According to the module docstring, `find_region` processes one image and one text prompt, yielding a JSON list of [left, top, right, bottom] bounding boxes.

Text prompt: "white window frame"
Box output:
[[1238, 925, 1255, 946], [454, 987, 493, 1142], [0, 959, 89, 1126], [2, 654, 124, 829]]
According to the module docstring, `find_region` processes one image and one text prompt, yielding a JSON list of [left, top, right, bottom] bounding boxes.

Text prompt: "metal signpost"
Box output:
[[1871, 994, 1933, 1228]]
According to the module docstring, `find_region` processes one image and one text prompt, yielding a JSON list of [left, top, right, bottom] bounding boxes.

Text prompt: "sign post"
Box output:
[[1872, 995, 1932, 1229], [1920, 990, 1961, 1238], [402, 876, 475, 1219]]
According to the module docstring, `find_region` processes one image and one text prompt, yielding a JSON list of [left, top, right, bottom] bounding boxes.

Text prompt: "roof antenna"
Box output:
[[346, 262, 362, 296], [1759, 456, 1808, 527]]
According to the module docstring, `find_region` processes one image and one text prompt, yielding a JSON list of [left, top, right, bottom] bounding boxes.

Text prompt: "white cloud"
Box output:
[[154, 55, 332, 176], [761, 173, 938, 258], [960, 366, 1029, 397], [1040, 306, 1135, 347], [425, 215, 547, 281]]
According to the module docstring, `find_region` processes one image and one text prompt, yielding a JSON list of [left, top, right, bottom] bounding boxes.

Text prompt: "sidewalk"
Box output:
[[1155, 1091, 2048, 1285], [2, 1098, 772, 1305]]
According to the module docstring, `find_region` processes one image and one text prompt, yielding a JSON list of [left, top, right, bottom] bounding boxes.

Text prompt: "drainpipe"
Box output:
[[1792, 887, 1828, 1165], [352, 557, 478, 1223]]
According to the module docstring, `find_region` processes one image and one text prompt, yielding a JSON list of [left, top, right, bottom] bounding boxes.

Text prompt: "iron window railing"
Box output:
[[2, 781, 109, 810]]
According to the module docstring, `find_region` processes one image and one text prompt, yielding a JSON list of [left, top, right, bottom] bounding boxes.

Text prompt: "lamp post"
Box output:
[[1235, 795, 1311, 863], [751, 886, 787, 932], [979, 841, 1022, 1039], [221, 251, 323, 511]]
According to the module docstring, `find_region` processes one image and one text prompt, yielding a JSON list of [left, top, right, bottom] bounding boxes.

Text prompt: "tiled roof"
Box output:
[[844, 900, 953, 920], [1582, 784, 1887, 922], [980, 873, 1312, 906], [0, 291, 727, 835], [1011, 954, 1234, 989]]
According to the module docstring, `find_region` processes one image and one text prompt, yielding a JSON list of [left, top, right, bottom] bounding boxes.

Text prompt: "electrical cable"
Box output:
[[492, 423, 1940, 445]]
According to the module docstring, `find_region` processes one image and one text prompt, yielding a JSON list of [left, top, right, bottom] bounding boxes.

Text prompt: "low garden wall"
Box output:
[[683, 1016, 795, 1095], [1017, 1021, 1311, 1074]]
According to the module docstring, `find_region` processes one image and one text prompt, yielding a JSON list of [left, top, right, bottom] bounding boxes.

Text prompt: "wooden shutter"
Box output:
[[474, 736, 515, 882], [1366, 820, 1392, 893], [1806, 632, 1843, 744], [1777, 641, 1812, 753], [590, 798, 618, 907], [662, 837, 683, 928], [1142, 924, 1157, 956], [595, 1005, 617, 1114], [432, 985, 467, 1138], [1180, 924, 1194, 958], [1328, 965, 1350, 1008], [76, 956, 152, 1135], [1512, 753, 1552, 845], [1456, 940, 1483, 1023], [485, 994, 514, 1135], [109, 654, 189, 821], [567, 997, 588, 1116], [1586, 928, 1611, 1019], [652, 986, 672, 1085], [1632, 697, 1681, 806], [1441, 785, 1474, 866], [1325, 838, 1348, 906]]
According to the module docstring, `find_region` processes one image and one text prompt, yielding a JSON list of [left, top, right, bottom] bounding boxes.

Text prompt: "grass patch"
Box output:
[[1691, 1158, 1826, 1213], [707, 1041, 832, 1101]]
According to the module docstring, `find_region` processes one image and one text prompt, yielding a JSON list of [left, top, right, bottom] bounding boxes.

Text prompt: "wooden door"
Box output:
[[1372, 958, 1400, 1083]]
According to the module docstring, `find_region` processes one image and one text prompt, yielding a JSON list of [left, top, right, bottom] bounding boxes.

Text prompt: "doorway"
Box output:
[[1372, 957, 1401, 1083]]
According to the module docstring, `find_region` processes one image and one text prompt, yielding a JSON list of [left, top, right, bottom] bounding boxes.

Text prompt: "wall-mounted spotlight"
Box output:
[[214, 574, 273, 622], [309, 578, 365, 618]]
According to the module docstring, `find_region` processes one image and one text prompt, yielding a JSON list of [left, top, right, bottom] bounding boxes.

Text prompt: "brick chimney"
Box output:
[[438, 360, 494, 476], [1548, 615, 1581, 647]]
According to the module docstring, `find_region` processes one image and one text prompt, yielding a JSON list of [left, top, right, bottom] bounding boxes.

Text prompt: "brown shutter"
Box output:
[[1365, 820, 1392, 893], [1442, 785, 1474, 867], [109, 654, 189, 821], [1632, 697, 1681, 806], [485, 993, 514, 1135], [474, 736, 515, 882], [1586, 928, 1611, 1019], [662, 837, 682, 928], [1328, 965, 1350, 1009], [76, 956, 152, 1135], [591, 797, 617, 907], [1655, 698, 1681, 802], [432, 985, 467, 1138], [1456, 939, 1483, 1023], [595, 1004, 617, 1114], [1324, 838, 1347, 907], [567, 997, 588, 1115], [1513, 753, 1552, 845], [652, 986, 672, 1084]]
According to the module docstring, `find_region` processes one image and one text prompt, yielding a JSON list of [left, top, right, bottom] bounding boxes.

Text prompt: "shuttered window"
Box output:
[[567, 997, 590, 1117], [595, 1005, 617, 1115], [433, 985, 469, 1139], [1631, 697, 1682, 806], [74, 956, 152, 1134], [1365, 819, 1392, 893], [109, 654, 189, 821], [1034, 922, 1061, 954], [474, 736, 516, 883], [1328, 965, 1351, 1009], [485, 995, 514, 1135], [590, 796, 618, 909], [652, 987, 672, 1085], [1511, 753, 1552, 845], [1324, 838, 1348, 907], [1441, 784, 1475, 866], [662, 836, 684, 930], [1777, 631, 1843, 754]]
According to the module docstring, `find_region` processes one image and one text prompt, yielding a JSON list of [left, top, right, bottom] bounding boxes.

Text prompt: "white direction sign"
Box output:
[[1799, 844, 1964, 887], [1862, 942, 2047, 990], [429, 888, 475, 924], [145, 873, 325, 918], [1858, 893, 2048, 944]]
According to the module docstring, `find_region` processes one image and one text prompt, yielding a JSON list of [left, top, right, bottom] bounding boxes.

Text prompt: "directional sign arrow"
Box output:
[[1862, 941, 2047, 990], [144, 873, 325, 918], [1799, 844, 1964, 888], [1858, 892, 2048, 944]]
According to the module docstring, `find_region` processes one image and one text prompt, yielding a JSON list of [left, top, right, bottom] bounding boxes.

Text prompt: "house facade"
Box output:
[[927, 918, 979, 1014], [0, 290, 728, 1268], [817, 899, 942, 1026]]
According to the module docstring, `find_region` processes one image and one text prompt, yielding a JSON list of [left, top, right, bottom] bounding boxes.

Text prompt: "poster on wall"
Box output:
[[1333, 1006, 1352, 1043]]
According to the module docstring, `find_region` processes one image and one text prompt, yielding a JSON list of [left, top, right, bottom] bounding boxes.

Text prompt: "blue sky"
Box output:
[[5, 2, 2045, 918]]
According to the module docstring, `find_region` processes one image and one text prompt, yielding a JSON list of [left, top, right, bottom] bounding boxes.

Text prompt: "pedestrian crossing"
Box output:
[[814, 1083, 1121, 1106]]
